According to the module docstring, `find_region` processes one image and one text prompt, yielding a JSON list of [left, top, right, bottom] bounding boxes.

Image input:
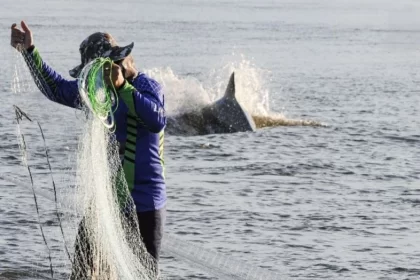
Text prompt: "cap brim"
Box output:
[[109, 42, 134, 61], [69, 42, 134, 78]]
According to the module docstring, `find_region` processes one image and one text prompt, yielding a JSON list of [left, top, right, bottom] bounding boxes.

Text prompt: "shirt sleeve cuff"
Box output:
[[26, 45, 35, 53]]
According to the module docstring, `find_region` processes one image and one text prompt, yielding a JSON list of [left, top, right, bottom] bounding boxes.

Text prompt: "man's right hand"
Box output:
[[10, 21, 34, 51], [104, 61, 126, 90]]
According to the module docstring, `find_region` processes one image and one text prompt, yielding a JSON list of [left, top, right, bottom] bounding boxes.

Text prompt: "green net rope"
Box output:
[[79, 57, 118, 129]]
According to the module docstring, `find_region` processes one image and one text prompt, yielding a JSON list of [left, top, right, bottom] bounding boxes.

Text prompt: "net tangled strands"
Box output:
[[78, 58, 118, 129], [19, 46, 55, 100], [70, 60, 158, 279], [163, 234, 282, 280], [12, 45, 285, 280], [15, 47, 159, 279], [71, 116, 158, 280], [12, 109, 159, 280]]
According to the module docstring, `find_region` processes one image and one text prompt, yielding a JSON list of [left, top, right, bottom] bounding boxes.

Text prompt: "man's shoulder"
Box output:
[[132, 73, 162, 95]]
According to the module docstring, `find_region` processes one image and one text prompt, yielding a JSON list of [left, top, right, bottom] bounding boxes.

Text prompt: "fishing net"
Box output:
[[17, 48, 158, 279], [12, 107, 159, 280], [12, 46, 284, 280], [73, 58, 282, 280], [70, 116, 158, 280], [78, 58, 118, 129], [70, 58, 159, 279]]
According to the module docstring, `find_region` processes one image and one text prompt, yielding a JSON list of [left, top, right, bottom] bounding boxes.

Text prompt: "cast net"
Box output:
[[69, 58, 158, 279], [12, 47, 283, 280], [78, 58, 118, 129], [17, 49, 158, 279]]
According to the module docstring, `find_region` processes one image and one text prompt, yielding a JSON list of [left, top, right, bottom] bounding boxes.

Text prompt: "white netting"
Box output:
[[70, 59, 158, 279], [11, 106, 159, 280], [13, 48, 159, 279], [77, 58, 117, 129], [69, 114, 158, 280], [10, 46, 284, 280]]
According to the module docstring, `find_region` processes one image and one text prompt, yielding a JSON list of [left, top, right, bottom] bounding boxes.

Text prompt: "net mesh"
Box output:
[[71, 57, 158, 279], [78, 58, 118, 129], [15, 47, 159, 279], [163, 234, 282, 280], [10, 45, 284, 280], [70, 115, 158, 280]]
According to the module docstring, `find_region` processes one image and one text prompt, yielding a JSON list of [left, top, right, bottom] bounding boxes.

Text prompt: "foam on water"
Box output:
[[145, 67, 211, 115]]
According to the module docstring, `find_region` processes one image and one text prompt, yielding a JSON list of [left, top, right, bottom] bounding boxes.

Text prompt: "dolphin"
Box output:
[[166, 72, 256, 136]]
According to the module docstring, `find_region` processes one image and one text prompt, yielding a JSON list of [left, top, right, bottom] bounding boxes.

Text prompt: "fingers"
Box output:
[[11, 32, 25, 43], [10, 23, 25, 48], [11, 31, 25, 39], [111, 63, 121, 78], [11, 34, 24, 40], [103, 62, 113, 86], [103, 62, 112, 78], [104, 62, 121, 77], [11, 23, 23, 35], [11, 22, 23, 36], [21, 21, 31, 34], [11, 22, 24, 47], [103, 62, 123, 89]]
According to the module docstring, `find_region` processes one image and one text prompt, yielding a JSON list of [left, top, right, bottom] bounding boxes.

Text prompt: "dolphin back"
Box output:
[[165, 72, 257, 135], [204, 72, 256, 133]]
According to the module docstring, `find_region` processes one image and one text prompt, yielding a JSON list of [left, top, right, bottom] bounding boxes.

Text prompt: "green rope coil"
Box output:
[[78, 57, 118, 129]]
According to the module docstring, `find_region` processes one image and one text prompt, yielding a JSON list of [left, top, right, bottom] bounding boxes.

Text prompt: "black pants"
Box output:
[[70, 208, 165, 279], [136, 208, 165, 261]]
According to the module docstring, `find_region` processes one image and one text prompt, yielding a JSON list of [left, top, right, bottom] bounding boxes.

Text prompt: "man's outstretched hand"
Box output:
[[11, 21, 34, 51]]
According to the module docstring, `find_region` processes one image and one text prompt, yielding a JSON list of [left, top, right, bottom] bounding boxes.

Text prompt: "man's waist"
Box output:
[[132, 179, 165, 187], [119, 144, 162, 164]]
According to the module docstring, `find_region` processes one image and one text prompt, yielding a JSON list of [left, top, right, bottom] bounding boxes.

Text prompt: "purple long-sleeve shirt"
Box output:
[[24, 47, 167, 212]]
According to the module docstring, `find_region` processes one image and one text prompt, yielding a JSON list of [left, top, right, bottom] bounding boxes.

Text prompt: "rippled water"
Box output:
[[1, 0, 420, 279]]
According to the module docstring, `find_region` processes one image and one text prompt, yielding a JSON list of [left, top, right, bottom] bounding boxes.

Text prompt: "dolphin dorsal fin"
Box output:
[[224, 72, 235, 99]]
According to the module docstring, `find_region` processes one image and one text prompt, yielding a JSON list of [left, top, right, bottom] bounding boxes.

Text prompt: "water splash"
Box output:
[[145, 67, 211, 115], [206, 54, 272, 116], [146, 56, 322, 129]]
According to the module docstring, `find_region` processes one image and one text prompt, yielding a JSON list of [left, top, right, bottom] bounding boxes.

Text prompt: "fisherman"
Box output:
[[10, 21, 166, 278]]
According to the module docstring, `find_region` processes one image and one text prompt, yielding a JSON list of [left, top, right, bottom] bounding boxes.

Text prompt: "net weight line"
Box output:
[[19, 46, 55, 101], [6, 175, 282, 280], [14, 106, 55, 279], [11, 47, 283, 280], [163, 235, 282, 280], [8, 107, 282, 279]]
